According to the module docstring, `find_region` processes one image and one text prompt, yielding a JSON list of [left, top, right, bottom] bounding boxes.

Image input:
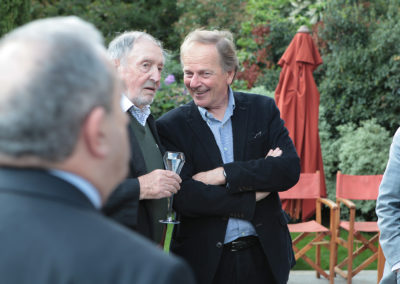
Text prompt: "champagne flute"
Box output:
[[159, 151, 185, 224]]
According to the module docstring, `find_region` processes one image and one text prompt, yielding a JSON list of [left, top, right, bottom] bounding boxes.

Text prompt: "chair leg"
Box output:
[[347, 234, 354, 284], [377, 244, 385, 284], [316, 239, 321, 279], [329, 234, 337, 284]]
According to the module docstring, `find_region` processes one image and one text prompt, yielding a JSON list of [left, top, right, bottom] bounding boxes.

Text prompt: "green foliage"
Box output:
[[318, 0, 400, 134], [254, 67, 281, 92], [320, 118, 391, 220], [174, 0, 247, 43], [236, 85, 275, 98], [30, 0, 181, 49], [163, 52, 183, 83], [335, 119, 391, 175], [151, 82, 191, 120], [0, 0, 30, 37], [235, 0, 324, 88]]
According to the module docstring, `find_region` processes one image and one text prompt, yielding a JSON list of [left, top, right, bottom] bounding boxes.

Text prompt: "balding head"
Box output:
[[0, 16, 118, 163]]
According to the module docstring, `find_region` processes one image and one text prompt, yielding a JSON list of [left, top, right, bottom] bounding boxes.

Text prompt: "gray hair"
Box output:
[[0, 16, 117, 162], [180, 29, 239, 73], [107, 31, 164, 65]]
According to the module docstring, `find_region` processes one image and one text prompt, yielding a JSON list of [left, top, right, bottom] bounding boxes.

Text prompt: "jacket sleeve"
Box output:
[[377, 127, 400, 268], [156, 97, 299, 220], [224, 101, 300, 194], [102, 178, 140, 227], [157, 116, 256, 220]]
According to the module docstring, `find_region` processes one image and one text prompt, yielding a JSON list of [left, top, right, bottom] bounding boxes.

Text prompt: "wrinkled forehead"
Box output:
[[125, 37, 165, 64]]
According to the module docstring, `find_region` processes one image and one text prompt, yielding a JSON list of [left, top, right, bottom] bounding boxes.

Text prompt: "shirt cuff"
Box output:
[[392, 262, 400, 272]]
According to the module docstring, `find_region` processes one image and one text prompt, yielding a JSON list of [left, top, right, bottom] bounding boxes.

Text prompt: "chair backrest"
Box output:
[[335, 171, 383, 200], [279, 172, 320, 200]]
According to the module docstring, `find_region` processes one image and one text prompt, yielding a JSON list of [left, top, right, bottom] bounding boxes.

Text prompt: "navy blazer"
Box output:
[[0, 167, 195, 284], [157, 92, 300, 284]]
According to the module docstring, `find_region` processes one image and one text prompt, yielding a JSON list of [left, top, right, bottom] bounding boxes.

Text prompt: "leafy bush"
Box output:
[[0, 0, 30, 37], [30, 0, 181, 49], [235, 0, 324, 88], [174, 0, 247, 43], [320, 118, 392, 220], [318, 0, 400, 135], [152, 81, 191, 120]]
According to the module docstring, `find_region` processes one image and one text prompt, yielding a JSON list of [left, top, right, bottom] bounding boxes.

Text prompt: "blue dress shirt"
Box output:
[[198, 87, 257, 244]]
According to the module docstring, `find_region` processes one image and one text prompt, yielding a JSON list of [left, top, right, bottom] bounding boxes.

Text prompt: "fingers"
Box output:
[[192, 167, 225, 185], [138, 169, 182, 200], [265, 147, 282, 158], [255, 192, 271, 201]]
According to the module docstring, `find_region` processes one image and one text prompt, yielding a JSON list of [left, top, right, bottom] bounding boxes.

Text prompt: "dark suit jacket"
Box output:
[[157, 92, 300, 284], [0, 167, 195, 284], [103, 114, 165, 240]]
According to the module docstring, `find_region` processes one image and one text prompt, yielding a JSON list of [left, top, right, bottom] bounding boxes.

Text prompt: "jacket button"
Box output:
[[216, 242, 223, 248]]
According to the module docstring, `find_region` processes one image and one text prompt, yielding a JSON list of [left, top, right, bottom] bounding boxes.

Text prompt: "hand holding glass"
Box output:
[[159, 151, 185, 224]]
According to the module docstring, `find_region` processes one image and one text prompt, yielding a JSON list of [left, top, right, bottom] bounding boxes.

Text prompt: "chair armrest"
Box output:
[[337, 197, 356, 209], [336, 197, 356, 233], [317, 198, 338, 209], [316, 198, 338, 227]]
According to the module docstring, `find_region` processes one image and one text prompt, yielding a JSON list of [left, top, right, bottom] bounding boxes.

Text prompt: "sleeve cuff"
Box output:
[[392, 262, 400, 272]]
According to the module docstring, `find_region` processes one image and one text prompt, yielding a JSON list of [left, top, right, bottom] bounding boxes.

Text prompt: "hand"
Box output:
[[192, 167, 225, 185], [265, 147, 282, 158], [254, 148, 282, 200], [138, 169, 182, 200], [255, 192, 271, 201]]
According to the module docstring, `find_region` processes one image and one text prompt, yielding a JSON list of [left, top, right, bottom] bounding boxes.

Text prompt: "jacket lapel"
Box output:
[[147, 114, 165, 154], [187, 102, 223, 166], [231, 93, 250, 161]]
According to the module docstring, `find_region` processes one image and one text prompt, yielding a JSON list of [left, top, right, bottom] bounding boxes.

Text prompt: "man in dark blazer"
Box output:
[[157, 29, 300, 284], [102, 31, 181, 244], [0, 17, 195, 284]]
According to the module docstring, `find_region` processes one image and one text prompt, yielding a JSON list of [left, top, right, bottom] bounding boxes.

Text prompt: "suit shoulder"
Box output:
[[157, 101, 193, 124], [233, 91, 277, 108]]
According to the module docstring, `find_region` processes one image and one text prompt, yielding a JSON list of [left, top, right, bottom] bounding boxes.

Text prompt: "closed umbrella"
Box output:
[[275, 26, 326, 220]]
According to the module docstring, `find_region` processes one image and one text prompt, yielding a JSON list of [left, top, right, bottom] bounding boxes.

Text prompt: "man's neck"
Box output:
[[207, 93, 230, 121]]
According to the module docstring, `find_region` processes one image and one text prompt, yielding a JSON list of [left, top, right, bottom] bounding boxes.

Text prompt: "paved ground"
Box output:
[[288, 270, 378, 284]]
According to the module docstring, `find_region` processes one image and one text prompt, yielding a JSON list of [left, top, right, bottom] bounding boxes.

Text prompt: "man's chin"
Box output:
[[193, 97, 208, 108], [133, 94, 154, 108]]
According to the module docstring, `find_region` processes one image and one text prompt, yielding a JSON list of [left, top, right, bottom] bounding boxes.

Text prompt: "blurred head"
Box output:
[[0, 16, 130, 200], [180, 29, 238, 111], [108, 32, 165, 108]]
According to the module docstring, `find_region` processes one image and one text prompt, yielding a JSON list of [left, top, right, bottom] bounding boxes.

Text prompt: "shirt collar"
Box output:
[[198, 86, 235, 123], [48, 169, 102, 209], [120, 94, 133, 112], [121, 94, 151, 126]]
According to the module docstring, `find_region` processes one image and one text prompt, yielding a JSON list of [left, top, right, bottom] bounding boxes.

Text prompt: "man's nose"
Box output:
[[189, 74, 201, 88], [149, 65, 161, 82]]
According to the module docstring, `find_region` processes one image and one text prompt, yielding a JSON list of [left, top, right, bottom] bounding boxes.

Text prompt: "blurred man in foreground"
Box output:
[[0, 16, 194, 284]]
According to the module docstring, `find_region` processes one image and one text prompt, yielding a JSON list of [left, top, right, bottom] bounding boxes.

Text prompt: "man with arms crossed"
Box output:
[[157, 29, 300, 284], [0, 16, 194, 284], [103, 32, 181, 244]]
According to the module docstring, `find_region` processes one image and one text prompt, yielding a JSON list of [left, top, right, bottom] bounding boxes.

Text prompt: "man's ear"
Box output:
[[226, 69, 235, 85], [82, 107, 108, 158]]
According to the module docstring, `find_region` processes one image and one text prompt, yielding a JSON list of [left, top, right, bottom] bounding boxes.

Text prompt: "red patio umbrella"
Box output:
[[275, 26, 326, 220]]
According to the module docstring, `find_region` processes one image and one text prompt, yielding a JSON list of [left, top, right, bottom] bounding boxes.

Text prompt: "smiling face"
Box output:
[[119, 38, 164, 108], [182, 42, 234, 117]]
